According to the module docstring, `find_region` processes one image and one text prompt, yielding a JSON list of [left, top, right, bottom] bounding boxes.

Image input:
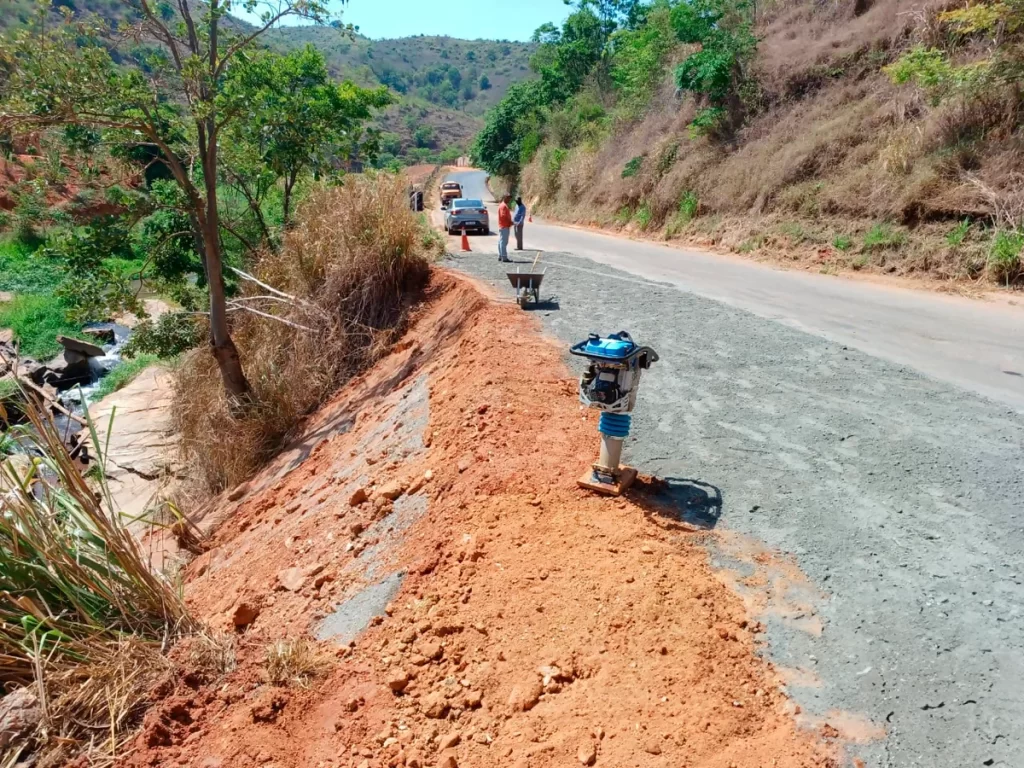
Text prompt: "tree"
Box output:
[[479, 74, 491, 90], [224, 45, 391, 230], [472, 79, 545, 180], [0, 0, 336, 400]]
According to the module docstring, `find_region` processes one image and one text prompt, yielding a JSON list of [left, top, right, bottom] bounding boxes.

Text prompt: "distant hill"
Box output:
[[0, 2, 535, 160], [265, 30, 534, 117]]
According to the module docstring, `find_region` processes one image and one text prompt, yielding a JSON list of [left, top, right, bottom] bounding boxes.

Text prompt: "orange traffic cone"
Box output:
[[460, 226, 471, 252]]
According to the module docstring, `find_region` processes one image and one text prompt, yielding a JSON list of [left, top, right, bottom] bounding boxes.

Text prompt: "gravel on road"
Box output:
[[447, 244, 1024, 768]]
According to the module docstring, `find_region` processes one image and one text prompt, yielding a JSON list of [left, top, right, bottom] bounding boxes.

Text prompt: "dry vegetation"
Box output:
[[0, 393, 193, 767], [174, 173, 436, 495], [522, 0, 1024, 286]]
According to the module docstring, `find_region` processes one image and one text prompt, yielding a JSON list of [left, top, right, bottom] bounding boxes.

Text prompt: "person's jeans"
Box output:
[[514, 222, 524, 249], [498, 227, 510, 261]]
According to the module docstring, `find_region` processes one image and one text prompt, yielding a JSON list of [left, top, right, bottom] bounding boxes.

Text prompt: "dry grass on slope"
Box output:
[[174, 174, 435, 495], [524, 0, 1024, 286]]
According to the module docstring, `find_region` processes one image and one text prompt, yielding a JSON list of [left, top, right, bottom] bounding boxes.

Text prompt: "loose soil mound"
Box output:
[[128, 271, 837, 768]]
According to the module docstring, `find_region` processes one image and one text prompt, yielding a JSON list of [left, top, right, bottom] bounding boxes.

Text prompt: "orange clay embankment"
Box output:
[[127, 270, 838, 768]]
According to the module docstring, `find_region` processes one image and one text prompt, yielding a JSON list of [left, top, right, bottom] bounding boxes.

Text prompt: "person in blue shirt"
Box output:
[[513, 196, 527, 250]]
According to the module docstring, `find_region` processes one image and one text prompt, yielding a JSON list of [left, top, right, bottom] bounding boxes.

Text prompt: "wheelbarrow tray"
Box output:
[[506, 270, 545, 307], [505, 271, 546, 291]]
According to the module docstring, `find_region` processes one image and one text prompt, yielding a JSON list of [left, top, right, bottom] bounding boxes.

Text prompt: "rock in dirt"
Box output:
[[642, 738, 662, 755], [438, 732, 461, 750], [507, 679, 543, 712], [57, 335, 105, 357], [277, 567, 305, 592], [437, 752, 458, 768], [415, 637, 443, 661], [349, 487, 369, 506], [232, 603, 260, 627], [388, 669, 411, 693], [378, 479, 408, 501], [250, 690, 289, 723], [577, 741, 597, 766], [421, 692, 450, 719], [0, 688, 41, 749], [349, 520, 365, 537], [227, 482, 249, 502]]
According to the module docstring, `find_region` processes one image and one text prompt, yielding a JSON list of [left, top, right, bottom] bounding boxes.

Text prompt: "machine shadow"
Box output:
[[628, 475, 724, 530]]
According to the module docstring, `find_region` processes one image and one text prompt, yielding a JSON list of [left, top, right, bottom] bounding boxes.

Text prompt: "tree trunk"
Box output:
[[200, 121, 251, 401], [282, 170, 297, 228]]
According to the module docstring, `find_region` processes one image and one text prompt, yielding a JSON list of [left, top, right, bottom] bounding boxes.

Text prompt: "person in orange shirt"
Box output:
[[497, 194, 513, 263]]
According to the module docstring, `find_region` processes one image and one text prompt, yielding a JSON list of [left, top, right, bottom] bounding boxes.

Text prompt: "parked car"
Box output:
[[444, 198, 490, 234], [439, 181, 463, 207]]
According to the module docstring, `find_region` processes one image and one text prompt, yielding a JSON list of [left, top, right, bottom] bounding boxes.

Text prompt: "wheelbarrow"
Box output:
[[507, 269, 546, 308]]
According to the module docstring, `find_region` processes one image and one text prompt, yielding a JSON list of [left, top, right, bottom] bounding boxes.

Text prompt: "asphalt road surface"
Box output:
[[445, 169, 1024, 412], [443, 170, 1024, 768]]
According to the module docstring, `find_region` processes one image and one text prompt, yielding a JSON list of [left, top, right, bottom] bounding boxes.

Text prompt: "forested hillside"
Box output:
[[0, 1, 535, 162], [475, 0, 1024, 286]]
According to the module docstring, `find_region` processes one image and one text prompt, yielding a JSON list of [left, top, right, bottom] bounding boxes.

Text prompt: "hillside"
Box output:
[[488, 0, 1024, 287], [265, 30, 534, 116], [1, 2, 536, 160]]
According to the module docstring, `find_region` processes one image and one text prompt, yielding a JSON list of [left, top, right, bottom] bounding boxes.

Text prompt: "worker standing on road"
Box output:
[[497, 194, 513, 263], [513, 196, 526, 250]]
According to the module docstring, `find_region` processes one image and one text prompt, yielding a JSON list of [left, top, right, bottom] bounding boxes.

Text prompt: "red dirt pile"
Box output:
[[128, 271, 837, 768]]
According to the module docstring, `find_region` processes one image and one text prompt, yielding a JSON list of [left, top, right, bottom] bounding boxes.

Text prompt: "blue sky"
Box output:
[[236, 0, 570, 42]]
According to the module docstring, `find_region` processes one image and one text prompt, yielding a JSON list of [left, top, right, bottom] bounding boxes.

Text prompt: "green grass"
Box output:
[[0, 293, 83, 358], [946, 219, 971, 247], [635, 202, 653, 230], [678, 191, 699, 222], [832, 234, 853, 251], [989, 229, 1024, 284], [0, 236, 64, 294], [863, 222, 907, 251], [91, 354, 161, 400]]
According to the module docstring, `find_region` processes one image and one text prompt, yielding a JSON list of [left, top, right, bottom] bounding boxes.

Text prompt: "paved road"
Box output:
[[443, 170, 1024, 768], [446, 169, 1024, 412]]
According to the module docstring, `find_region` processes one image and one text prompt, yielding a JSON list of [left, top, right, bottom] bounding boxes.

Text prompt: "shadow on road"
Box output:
[[524, 297, 560, 311], [629, 475, 724, 530]]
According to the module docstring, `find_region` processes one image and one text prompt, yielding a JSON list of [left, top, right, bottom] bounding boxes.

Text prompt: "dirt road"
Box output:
[[444, 171, 1024, 768], [447, 169, 1024, 412]]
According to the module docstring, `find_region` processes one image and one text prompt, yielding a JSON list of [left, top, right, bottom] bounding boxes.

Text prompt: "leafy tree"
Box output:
[[0, 0, 336, 399], [223, 45, 391, 230], [479, 74, 491, 90], [610, 1, 676, 112], [671, 0, 757, 136], [472, 79, 546, 180], [413, 125, 436, 148]]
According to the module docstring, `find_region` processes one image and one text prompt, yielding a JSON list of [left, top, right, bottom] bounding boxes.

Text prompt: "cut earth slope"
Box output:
[[127, 272, 840, 768]]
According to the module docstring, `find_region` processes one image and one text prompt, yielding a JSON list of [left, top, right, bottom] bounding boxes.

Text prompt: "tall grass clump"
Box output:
[[0, 386, 193, 765], [174, 173, 432, 494]]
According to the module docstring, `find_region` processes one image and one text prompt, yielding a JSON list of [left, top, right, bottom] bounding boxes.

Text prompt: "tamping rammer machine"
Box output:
[[569, 331, 658, 495]]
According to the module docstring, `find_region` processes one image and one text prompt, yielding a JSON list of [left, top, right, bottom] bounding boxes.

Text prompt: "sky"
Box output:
[[236, 0, 571, 42]]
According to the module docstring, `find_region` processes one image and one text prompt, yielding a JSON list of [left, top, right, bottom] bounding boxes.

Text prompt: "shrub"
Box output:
[[174, 174, 431, 494], [614, 205, 633, 226], [988, 229, 1024, 284], [832, 234, 854, 251], [946, 219, 972, 247], [678, 190, 700, 222], [0, 394, 191, 763], [863, 222, 907, 251], [635, 202, 653, 230], [122, 312, 204, 359], [621, 155, 644, 178]]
